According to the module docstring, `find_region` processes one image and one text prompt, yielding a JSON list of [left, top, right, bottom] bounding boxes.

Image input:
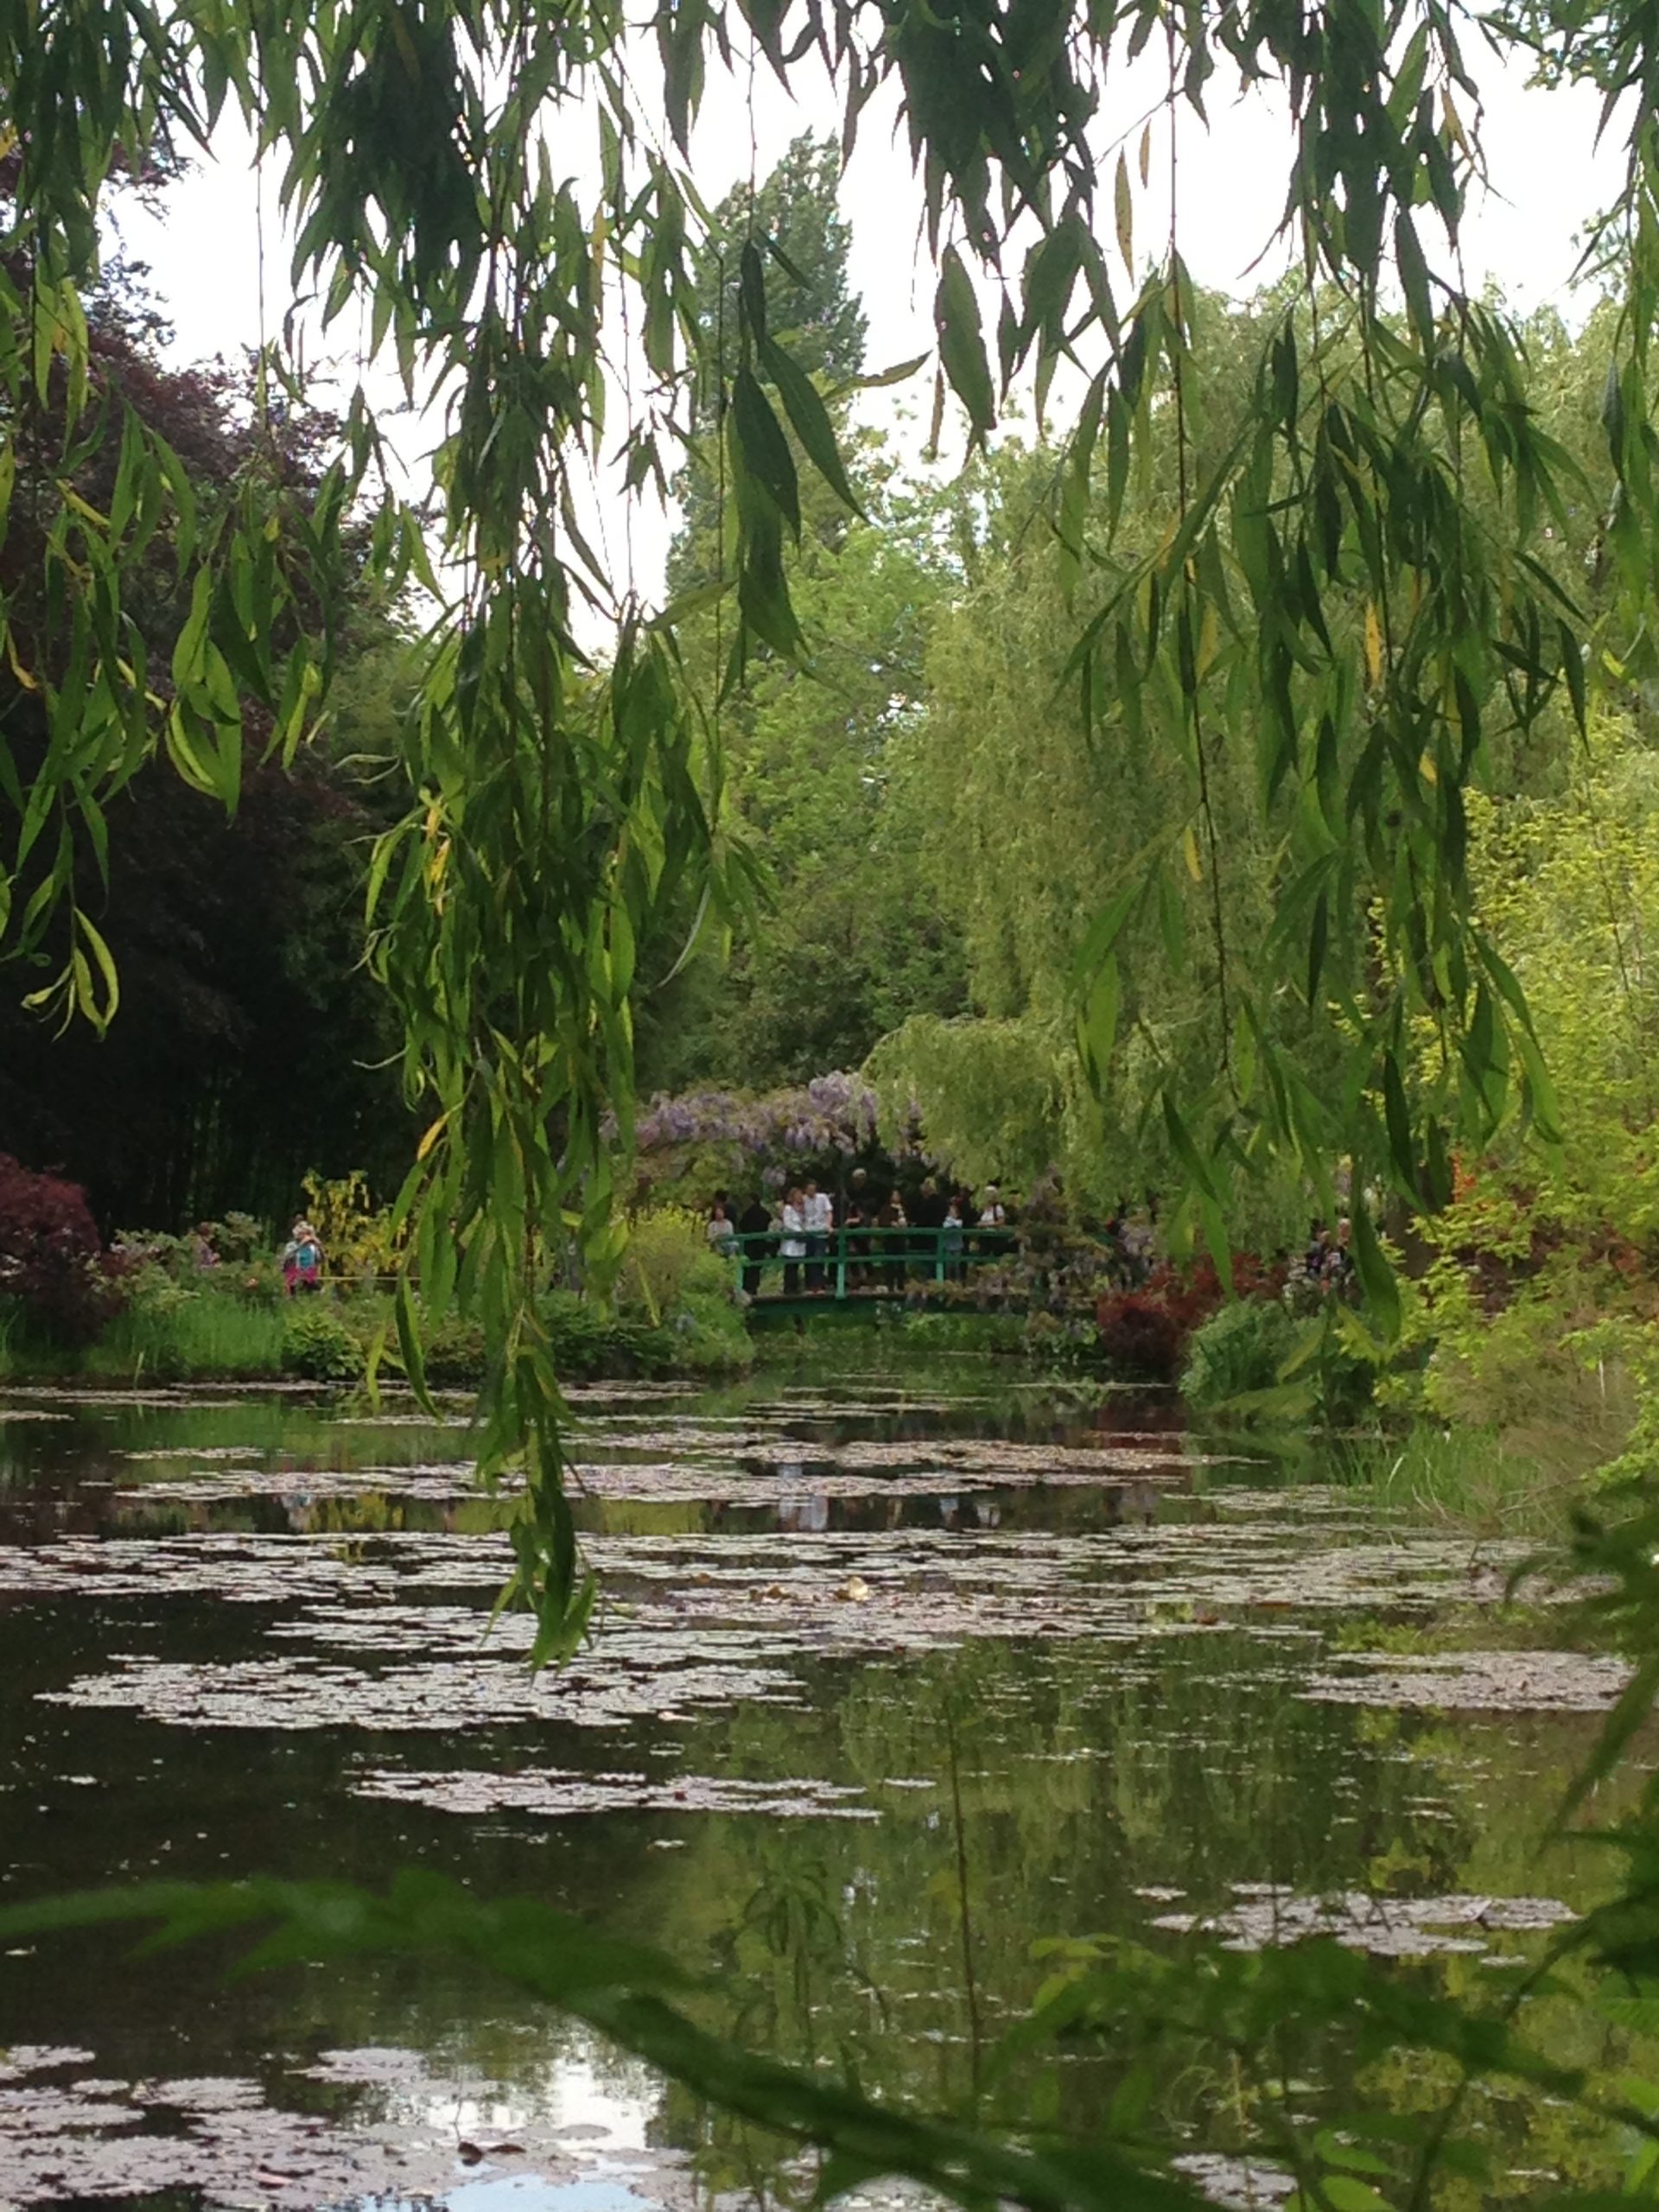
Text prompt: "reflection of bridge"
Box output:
[[726, 1226, 1016, 1319]]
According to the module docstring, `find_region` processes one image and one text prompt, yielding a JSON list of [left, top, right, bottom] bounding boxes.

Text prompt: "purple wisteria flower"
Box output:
[[634, 1070, 884, 1180]]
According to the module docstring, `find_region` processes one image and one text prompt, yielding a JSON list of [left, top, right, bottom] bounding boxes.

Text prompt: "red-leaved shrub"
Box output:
[[1096, 1252, 1287, 1382], [0, 1154, 122, 1344], [1094, 1291, 1186, 1381]]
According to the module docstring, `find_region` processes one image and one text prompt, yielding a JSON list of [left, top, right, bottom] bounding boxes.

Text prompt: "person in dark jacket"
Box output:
[[911, 1175, 947, 1282], [842, 1170, 872, 1288], [737, 1195, 772, 1297]]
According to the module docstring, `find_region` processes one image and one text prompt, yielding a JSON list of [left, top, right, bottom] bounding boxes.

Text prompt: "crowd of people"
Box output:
[[707, 1170, 1012, 1298], [706, 1175, 1363, 1310], [1293, 1217, 1356, 1294], [269, 1185, 1357, 1314]]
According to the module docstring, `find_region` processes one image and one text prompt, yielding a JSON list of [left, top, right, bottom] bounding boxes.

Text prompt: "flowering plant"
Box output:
[[632, 1071, 900, 1202]]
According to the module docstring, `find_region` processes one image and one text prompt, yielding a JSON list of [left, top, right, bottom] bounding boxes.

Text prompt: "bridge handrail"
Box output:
[[717, 1222, 1015, 1299]]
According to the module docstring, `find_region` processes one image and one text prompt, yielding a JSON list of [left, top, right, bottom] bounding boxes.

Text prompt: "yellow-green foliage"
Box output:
[[868, 1010, 1308, 1251], [617, 1207, 727, 1325], [1395, 718, 1659, 1438], [1466, 719, 1659, 1236], [300, 1171, 403, 1281], [867, 1014, 1068, 1192], [1391, 1238, 1639, 1452]]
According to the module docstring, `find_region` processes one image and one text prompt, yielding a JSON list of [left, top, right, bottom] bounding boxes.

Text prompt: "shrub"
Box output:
[[121, 1262, 195, 1326], [1181, 1297, 1299, 1411], [113, 1214, 273, 1281], [616, 1208, 716, 1324], [607, 1208, 749, 1375], [110, 1230, 196, 1281], [1095, 1290, 1186, 1382], [671, 1279, 754, 1374], [0, 1154, 120, 1345], [423, 1314, 487, 1386], [1389, 1228, 1638, 1445], [300, 1170, 401, 1283], [204, 1212, 264, 1265], [233, 1255, 289, 1306], [281, 1300, 363, 1382], [321, 1282, 752, 1392], [1096, 1254, 1287, 1384], [1007, 1306, 1104, 1367], [113, 1230, 289, 1311], [542, 1292, 619, 1371]]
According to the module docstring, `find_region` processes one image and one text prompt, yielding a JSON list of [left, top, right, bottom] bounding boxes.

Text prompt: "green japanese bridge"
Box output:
[[724, 1225, 1016, 1320]]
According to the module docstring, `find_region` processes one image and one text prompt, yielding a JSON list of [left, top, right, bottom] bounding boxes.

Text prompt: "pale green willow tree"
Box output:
[[2, 0, 1656, 1644]]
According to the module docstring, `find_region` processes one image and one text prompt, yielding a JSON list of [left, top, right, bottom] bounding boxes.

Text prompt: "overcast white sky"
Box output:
[[110, 34, 1624, 612]]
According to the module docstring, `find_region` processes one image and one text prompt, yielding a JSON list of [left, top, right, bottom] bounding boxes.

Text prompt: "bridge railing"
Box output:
[[718, 1224, 1016, 1300]]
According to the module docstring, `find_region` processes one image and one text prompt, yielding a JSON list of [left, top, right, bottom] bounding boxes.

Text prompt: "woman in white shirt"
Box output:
[[705, 1198, 737, 1256], [977, 1184, 1007, 1262], [802, 1179, 834, 1292], [779, 1187, 807, 1297]]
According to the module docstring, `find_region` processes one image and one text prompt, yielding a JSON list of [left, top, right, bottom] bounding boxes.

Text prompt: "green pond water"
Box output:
[[0, 1352, 1638, 2209]]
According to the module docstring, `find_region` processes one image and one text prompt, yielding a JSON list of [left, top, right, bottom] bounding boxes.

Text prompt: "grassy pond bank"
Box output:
[[0, 1346, 1649, 2209]]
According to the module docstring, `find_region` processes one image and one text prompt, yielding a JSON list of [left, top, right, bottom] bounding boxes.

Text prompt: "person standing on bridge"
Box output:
[[803, 1179, 833, 1293], [943, 1194, 966, 1281], [976, 1184, 1007, 1262], [912, 1176, 945, 1230], [876, 1189, 907, 1294], [779, 1187, 807, 1299], [912, 1176, 946, 1283], [841, 1196, 869, 1291], [737, 1193, 772, 1298], [842, 1169, 872, 1289]]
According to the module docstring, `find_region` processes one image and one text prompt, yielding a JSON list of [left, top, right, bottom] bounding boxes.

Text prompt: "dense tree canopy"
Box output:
[[645, 440, 972, 1095], [864, 286, 1624, 1243], [0, 214, 412, 1225]]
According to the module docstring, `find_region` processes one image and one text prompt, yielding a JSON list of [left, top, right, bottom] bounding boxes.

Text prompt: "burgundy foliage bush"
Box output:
[[0, 1154, 123, 1344], [1096, 1253, 1287, 1382], [1093, 1292, 1187, 1382]]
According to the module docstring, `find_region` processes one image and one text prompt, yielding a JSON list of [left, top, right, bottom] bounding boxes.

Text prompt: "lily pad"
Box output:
[[353, 1765, 879, 1819], [1302, 1649, 1631, 1713], [1150, 1886, 1575, 1957]]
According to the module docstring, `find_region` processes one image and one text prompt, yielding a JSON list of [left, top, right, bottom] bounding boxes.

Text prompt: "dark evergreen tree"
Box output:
[[0, 190, 412, 1229]]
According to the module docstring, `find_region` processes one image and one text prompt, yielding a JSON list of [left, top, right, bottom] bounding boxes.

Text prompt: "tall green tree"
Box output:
[[871, 283, 1629, 1245], [642, 443, 969, 1096], [669, 133, 868, 594], [641, 137, 958, 1095]]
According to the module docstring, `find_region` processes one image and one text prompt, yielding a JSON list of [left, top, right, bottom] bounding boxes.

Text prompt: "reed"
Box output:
[[0, 1293, 287, 1383], [1326, 1423, 1572, 1538]]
